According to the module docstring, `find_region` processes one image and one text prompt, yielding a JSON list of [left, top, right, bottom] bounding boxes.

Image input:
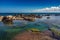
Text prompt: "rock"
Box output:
[[12, 31, 56, 40], [2, 16, 13, 24], [0, 16, 4, 21]]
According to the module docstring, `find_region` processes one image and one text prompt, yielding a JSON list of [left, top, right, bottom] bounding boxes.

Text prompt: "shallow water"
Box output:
[[0, 16, 60, 30], [0, 16, 60, 40]]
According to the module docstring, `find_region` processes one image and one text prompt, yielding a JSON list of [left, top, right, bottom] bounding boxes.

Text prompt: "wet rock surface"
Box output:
[[12, 31, 57, 40]]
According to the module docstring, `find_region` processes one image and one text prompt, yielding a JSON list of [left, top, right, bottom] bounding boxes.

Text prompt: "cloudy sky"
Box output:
[[0, 0, 60, 13]]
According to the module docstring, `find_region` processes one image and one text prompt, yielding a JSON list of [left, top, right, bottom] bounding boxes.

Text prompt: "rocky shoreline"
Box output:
[[0, 14, 42, 22]]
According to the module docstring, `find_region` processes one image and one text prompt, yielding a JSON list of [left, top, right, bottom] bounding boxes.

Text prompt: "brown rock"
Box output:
[[12, 31, 56, 40]]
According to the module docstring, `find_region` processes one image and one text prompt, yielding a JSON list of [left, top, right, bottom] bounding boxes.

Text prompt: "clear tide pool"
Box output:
[[0, 16, 60, 40]]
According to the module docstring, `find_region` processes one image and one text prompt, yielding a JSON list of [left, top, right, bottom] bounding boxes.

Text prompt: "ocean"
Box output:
[[0, 13, 60, 16]]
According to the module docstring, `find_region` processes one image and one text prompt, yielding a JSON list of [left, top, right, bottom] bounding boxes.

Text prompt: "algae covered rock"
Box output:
[[50, 27, 60, 36]]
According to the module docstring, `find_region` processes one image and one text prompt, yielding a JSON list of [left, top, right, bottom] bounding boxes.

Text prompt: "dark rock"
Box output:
[[2, 16, 13, 24]]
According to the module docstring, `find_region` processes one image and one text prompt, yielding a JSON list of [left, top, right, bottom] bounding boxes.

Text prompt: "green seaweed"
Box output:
[[50, 27, 60, 36]]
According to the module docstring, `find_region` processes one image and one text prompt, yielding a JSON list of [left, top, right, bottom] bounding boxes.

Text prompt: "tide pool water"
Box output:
[[0, 16, 60, 40]]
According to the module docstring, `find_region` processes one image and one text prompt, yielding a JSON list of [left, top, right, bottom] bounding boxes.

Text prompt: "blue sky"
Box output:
[[0, 0, 60, 13]]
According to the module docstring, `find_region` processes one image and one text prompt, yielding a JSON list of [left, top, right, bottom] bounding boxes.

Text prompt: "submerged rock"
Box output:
[[50, 27, 60, 40], [12, 31, 56, 40]]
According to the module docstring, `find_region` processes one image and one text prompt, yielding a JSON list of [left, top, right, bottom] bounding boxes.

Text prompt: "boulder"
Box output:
[[2, 16, 13, 24]]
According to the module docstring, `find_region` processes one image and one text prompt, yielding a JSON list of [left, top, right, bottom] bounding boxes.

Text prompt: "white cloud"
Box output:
[[32, 6, 60, 13], [0, 6, 60, 13]]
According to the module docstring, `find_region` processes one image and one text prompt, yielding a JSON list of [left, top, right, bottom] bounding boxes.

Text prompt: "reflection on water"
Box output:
[[0, 20, 28, 27], [0, 16, 60, 26], [0, 16, 60, 32], [3, 23, 13, 26], [0, 16, 60, 40]]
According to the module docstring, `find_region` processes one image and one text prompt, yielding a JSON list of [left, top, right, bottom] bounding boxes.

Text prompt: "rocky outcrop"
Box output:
[[0, 16, 4, 21], [47, 17, 50, 19], [12, 31, 56, 40], [2, 16, 13, 24], [23, 17, 35, 21]]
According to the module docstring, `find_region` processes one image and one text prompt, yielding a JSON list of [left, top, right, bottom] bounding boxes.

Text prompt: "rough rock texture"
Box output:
[[12, 31, 57, 40]]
